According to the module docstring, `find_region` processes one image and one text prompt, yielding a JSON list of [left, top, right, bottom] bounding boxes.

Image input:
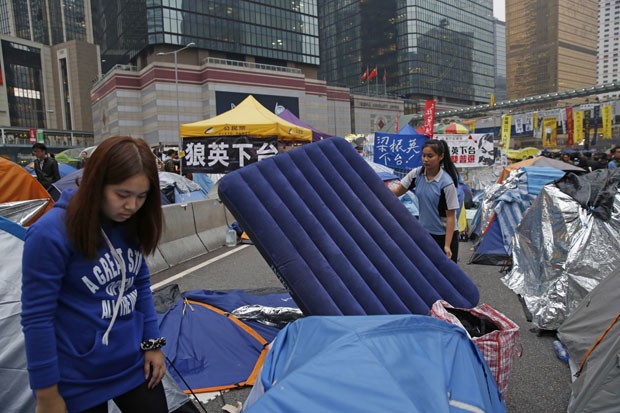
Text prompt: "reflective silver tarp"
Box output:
[[502, 184, 620, 330], [230, 304, 303, 327], [0, 198, 50, 226]]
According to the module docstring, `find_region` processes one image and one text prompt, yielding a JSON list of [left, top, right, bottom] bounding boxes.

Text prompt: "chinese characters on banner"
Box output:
[[435, 134, 495, 167], [500, 115, 512, 150], [565, 107, 574, 145], [373, 133, 494, 169], [182, 136, 279, 173], [573, 111, 584, 143], [373, 133, 428, 169], [602, 105, 613, 139], [423, 100, 436, 136]]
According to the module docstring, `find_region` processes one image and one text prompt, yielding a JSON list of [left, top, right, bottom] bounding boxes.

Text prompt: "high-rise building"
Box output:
[[92, 0, 320, 74], [0, 0, 98, 163], [598, 0, 620, 99], [90, 1, 388, 146], [318, 0, 496, 109], [494, 19, 507, 102], [505, 0, 597, 100]]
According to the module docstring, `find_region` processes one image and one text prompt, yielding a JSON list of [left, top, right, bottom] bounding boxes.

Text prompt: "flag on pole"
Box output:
[[383, 69, 387, 83], [368, 66, 378, 81], [361, 67, 368, 82]]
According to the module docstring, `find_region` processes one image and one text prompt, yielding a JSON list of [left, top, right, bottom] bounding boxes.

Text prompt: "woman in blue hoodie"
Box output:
[[21, 136, 167, 412]]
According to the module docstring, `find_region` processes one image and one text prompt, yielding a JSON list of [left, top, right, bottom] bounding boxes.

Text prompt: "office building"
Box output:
[[505, 0, 597, 100], [0, 0, 98, 161], [90, 0, 405, 145], [93, 0, 320, 74], [494, 19, 507, 102], [318, 0, 496, 111], [598, 0, 620, 100]]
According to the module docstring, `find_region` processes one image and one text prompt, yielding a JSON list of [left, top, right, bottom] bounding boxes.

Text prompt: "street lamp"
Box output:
[[157, 42, 196, 168]]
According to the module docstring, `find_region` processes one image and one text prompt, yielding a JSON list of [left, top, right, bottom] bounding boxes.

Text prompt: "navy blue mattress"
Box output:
[[218, 137, 479, 315]]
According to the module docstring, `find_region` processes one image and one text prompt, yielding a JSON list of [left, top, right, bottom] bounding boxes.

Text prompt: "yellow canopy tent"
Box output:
[[180, 95, 312, 142]]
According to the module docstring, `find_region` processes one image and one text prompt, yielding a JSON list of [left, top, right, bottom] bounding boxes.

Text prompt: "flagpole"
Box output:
[[367, 65, 369, 96]]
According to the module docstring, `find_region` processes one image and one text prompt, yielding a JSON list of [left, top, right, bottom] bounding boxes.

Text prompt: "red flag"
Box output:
[[423, 100, 436, 137], [566, 106, 574, 146], [395, 113, 399, 133], [361, 67, 368, 81], [368, 66, 378, 81], [383, 69, 387, 83]]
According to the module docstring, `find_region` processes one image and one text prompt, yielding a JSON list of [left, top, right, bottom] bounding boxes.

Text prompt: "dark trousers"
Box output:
[[430, 231, 459, 263], [80, 381, 167, 413]]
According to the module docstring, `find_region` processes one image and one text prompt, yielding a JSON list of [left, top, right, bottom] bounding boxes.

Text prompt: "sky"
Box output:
[[494, 0, 505, 21]]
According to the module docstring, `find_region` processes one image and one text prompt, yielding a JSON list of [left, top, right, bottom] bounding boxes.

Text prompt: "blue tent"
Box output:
[[158, 289, 294, 393], [48, 169, 207, 204], [396, 124, 417, 135], [243, 315, 505, 413]]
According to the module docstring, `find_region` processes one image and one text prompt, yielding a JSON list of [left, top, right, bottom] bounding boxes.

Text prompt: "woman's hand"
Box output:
[[144, 348, 166, 389], [444, 245, 452, 260], [35, 385, 66, 413]]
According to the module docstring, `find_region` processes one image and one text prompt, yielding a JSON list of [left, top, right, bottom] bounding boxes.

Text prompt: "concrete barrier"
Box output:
[[145, 246, 169, 275], [193, 199, 231, 252], [157, 203, 208, 267]]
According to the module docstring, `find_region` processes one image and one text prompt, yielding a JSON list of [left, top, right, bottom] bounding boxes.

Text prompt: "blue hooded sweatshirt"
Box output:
[[21, 189, 161, 412]]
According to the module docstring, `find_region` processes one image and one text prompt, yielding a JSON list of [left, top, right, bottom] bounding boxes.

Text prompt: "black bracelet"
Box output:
[[141, 337, 166, 351]]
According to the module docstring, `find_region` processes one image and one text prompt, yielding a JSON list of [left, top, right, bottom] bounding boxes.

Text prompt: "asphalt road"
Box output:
[[152, 241, 572, 413]]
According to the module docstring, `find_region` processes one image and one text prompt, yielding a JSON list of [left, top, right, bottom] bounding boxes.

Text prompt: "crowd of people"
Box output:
[[553, 147, 620, 170]]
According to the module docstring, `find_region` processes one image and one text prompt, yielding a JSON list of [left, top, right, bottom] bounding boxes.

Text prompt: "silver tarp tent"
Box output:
[[502, 169, 620, 330]]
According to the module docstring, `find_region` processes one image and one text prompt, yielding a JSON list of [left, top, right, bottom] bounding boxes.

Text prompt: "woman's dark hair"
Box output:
[[422, 139, 459, 188], [66, 136, 163, 259]]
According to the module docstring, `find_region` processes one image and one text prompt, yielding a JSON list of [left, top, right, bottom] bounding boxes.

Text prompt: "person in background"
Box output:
[[32, 143, 60, 190], [608, 147, 620, 169], [21, 136, 168, 413], [390, 139, 461, 262], [164, 149, 179, 173], [560, 153, 573, 165], [77, 150, 89, 169]]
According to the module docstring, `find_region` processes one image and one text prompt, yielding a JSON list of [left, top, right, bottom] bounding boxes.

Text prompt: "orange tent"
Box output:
[[497, 156, 585, 183], [0, 157, 53, 224]]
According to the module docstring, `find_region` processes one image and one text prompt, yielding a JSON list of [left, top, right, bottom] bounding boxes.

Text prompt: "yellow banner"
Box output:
[[602, 105, 613, 139], [543, 118, 557, 147], [573, 111, 584, 144], [501, 115, 512, 149]]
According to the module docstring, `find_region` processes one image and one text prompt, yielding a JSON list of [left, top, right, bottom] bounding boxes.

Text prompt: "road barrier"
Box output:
[[146, 198, 232, 274]]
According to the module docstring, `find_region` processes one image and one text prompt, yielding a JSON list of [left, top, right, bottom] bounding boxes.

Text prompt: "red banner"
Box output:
[[423, 100, 436, 136], [566, 107, 574, 146]]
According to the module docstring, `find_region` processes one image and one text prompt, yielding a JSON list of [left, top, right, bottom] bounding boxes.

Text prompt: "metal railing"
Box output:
[[92, 64, 139, 89], [202, 57, 302, 74]]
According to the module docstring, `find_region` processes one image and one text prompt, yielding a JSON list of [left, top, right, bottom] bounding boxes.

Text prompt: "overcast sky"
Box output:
[[494, 0, 505, 21]]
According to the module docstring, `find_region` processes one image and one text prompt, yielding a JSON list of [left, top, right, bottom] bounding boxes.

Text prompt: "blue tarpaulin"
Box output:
[[243, 315, 506, 413]]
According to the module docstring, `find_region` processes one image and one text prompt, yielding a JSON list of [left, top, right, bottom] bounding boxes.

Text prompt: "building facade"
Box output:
[[0, 0, 97, 161], [494, 19, 507, 102], [318, 0, 496, 110], [505, 0, 598, 100], [597, 0, 620, 100], [93, 0, 320, 74], [90, 57, 403, 147]]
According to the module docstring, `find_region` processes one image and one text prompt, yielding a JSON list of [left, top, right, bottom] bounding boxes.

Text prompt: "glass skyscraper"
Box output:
[[318, 0, 495, 106], [93, 0, 320, 72]]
